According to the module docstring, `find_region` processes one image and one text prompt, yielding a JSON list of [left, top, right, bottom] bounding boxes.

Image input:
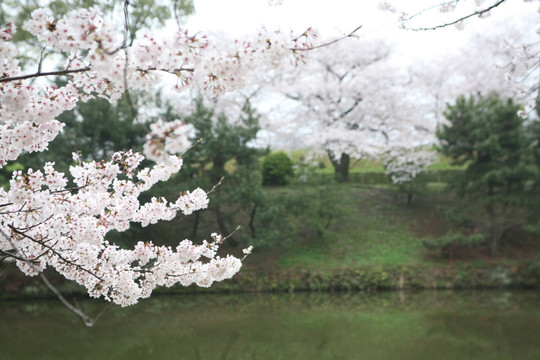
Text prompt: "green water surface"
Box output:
[[1, 290, 539, 360]]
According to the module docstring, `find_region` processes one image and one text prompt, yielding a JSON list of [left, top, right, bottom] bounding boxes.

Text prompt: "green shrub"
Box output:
[[262, 151, 294, 186]]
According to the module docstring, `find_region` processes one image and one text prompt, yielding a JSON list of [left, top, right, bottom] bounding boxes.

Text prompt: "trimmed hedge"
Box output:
[[315, 169, 463, 185]]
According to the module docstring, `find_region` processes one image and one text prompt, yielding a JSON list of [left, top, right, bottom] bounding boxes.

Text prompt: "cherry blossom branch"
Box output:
[[291, 25, 362, 51], [0, 5, 316, 309], [12, 214, 53, 232], [0, 202, 33, 216], [0, 62, 192, 86], [7, 225, 104, 282], [0, 227, 109, 327]]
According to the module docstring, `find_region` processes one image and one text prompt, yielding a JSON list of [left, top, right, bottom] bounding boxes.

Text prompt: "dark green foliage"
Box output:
[[435, 93, 537, 253], [423, 232, 485, 257], [438, 93, 535, 198], [140, 97, 267, 247], [0, 162, 24, 189], [262, 151, 294, 186], [250, 161, 348, 249], [248, 183, 346, 249]]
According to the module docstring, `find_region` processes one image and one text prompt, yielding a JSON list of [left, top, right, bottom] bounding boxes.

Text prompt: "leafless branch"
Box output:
[[173, 0, 184, 33], [406, 0, 506, 31], [101, 0, 131, 55], [207, 176, 225, 195], [39, 272, 112, 327], [37, 46, 47, 74], [180, 137, 203, 157], [290, 26, 362, 52]]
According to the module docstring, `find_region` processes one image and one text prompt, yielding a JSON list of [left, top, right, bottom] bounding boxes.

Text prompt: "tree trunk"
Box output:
[[485, 202, 502, 255], [406, 180, 414, 205], [327, 151, 350, 182], [248, 204, 257, 237], [406, 192, 413, 206]]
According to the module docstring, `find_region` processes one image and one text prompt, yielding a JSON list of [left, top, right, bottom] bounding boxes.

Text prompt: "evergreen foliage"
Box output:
[[435, 93, 537, 253], [262, 151, 294, 186], [146, 97, 267, 247]]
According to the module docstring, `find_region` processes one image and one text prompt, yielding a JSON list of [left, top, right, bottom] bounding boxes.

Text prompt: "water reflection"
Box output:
[[1, 290, 540, 360]]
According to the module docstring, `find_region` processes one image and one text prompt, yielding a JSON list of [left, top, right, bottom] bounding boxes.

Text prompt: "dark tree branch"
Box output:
[[173, 0, 184, 33], [407, 0, 507, 31], [0, 248, 37, 263], [39, 272, 112, 327], [0, 67, 91, 83]]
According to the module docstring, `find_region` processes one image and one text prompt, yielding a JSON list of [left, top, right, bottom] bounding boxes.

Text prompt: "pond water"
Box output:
[[1, 290, 540, 360]]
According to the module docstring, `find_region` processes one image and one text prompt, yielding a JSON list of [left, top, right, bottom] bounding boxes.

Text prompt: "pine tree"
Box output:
[[437, 93, 537, 253], [156, 97, 267, 246]]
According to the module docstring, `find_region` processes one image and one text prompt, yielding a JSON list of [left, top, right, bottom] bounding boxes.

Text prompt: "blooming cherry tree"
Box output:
[[273, 37, 433, 181], [384, 146, 437, 204], [384, 147, 436, 184], [381, 0, 540, 117], [0, 5, 317, 318]]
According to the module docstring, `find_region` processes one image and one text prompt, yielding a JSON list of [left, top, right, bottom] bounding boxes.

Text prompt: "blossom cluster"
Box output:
[[384, 147, 437, 184], [143, 120, 194, 164], [0, 152, 239, 306], [0, 7, 317, 306]]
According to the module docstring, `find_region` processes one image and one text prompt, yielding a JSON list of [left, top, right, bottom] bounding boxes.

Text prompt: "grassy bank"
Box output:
[[224, 183, 540, 293], [2, 182, 539, 300]]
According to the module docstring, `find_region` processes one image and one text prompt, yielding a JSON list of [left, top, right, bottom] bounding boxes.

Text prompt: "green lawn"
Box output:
[[287, 149, 464, 175], [274, 185, 437, 270]]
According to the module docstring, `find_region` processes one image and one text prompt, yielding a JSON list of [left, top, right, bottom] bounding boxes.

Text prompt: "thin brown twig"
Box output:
[[180, 137, 203, 157], [0, 67, 91, 83], [207, 176, 225, 195]]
